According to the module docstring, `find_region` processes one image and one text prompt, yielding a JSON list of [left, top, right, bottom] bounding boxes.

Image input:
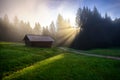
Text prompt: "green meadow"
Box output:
[[1, 42, 120, 80], [88, 48, 120, 57]]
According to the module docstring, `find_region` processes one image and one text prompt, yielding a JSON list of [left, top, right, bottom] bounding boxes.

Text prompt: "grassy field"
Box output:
[[0, 42, 63, 79], [1, 42, 120, 80], [87, 48, 120, 57]]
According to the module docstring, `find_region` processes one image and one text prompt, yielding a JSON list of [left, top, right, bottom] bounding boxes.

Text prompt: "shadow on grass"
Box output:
[[3, 54, 65, 80], [3, 53, 120, 80], [0, 42, 63, 79]]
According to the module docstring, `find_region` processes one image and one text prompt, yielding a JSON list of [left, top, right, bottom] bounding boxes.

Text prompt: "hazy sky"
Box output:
[[0, 0, 120, 27], [0, 0, 80, 27]]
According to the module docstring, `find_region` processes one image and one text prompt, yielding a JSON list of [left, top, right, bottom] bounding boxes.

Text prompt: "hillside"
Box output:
[[1, 42, 120, 80]]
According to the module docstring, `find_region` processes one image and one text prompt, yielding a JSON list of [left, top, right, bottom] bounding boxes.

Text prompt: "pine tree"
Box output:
[[33, 22, 41, 34], [4, 14, 9, 24], [14, 16, 19, 26]]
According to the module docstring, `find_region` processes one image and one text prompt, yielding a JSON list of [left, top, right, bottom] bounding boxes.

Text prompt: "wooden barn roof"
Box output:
[[24, 34, 54, 42]]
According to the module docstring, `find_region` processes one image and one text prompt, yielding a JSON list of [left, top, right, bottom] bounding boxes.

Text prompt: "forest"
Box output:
[[71, 7, 120, 50], [0, 14, 76, 47], [0, 7, 120, 50]]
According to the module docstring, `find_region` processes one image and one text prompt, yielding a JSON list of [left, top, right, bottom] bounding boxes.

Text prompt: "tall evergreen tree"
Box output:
[[42, 26, 50, 36], [49, 21, 56, 37], [4, 14, 9, 24], [14, 16, 19, 26], [33, 22, 41, 34]]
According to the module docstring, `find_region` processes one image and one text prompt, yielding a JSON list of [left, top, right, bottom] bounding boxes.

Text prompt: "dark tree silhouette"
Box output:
[[1, 9, 120, 49], [71, 6, 120, 50]]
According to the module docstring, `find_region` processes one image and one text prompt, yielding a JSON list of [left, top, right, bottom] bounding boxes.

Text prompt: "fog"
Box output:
[[1, 0, 120, 49], [0, 0, 80, 27]]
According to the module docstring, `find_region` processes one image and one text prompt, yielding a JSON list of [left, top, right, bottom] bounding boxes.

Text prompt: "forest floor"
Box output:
[[1, 42, 120, 80]]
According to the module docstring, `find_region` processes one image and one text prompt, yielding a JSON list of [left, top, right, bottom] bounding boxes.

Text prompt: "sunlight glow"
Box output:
[[0, 0, 79, 28], [56, 27, 80, 46]]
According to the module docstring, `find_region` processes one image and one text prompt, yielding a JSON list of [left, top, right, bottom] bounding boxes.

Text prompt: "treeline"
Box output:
[[71, 7, 120, 50], [0, 14, 75, 46], [1, 6, 119, 49]]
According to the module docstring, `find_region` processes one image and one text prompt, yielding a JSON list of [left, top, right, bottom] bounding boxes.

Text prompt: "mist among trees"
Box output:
[[1, 6, 120, 49], [0, 14, 75, 47]]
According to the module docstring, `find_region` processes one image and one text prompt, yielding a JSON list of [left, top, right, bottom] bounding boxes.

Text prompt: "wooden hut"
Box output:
[[23, 34, 54, 47]]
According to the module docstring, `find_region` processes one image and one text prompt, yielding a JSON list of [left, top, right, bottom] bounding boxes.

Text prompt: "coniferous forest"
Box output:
[[0, 14, 74, 47], [1, 7, 120, 50], [71, 7, 120, 50], [1, 0, 120, 80]]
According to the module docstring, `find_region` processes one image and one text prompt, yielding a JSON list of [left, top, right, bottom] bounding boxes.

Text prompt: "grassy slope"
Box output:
[[0, 42, 62, 78], [1, 42, 120, 80], [87, 48, 120, 57]]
